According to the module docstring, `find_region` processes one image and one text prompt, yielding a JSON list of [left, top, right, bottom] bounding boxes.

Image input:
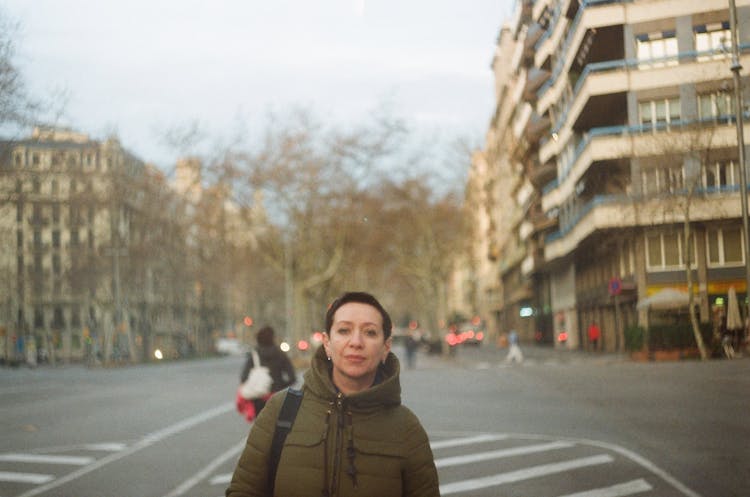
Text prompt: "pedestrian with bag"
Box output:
[[236, 325, 296, 423], [226, 291, 440, 497]]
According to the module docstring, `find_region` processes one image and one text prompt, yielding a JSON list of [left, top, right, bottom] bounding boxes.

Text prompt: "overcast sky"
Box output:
[[4, 0, 516, 169]]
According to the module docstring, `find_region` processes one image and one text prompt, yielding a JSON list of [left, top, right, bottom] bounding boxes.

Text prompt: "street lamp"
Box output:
[[728, 0, 750, 306]]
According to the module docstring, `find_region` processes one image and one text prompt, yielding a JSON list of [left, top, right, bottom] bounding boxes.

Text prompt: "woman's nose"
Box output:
[[349, 330, 364, 346]]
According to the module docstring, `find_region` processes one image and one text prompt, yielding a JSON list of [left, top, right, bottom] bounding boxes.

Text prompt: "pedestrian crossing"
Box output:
[[1, 434, 697, 497], [0, 443, 128, 497], [198, 433, 694, 497]]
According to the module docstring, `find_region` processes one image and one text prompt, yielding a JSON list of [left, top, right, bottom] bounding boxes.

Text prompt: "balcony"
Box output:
[[541, 119, 745, 212], [539, 46, 750, 145], [529, 160, 557, 189], [544, 191, 743, 262]]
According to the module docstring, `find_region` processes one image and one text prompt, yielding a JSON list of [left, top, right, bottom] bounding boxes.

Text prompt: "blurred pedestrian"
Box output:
[[238, 325, 296, 420], [588, 321, 601, 351], [405, 329, 420, 369], [227, 291, 440, 497], [505, 329, 523, 364]]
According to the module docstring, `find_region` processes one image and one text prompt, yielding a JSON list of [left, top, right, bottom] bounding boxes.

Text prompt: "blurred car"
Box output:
[[214, 338, 247, 356], [446, 322, 485, 347]]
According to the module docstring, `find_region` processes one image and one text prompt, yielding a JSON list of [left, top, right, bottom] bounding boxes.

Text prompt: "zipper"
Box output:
[[328, 392, 345, 497]]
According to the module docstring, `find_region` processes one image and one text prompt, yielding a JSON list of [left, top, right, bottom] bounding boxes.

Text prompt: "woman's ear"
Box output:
[[322, 332, 331, 357], [383, 336, 392, 361]]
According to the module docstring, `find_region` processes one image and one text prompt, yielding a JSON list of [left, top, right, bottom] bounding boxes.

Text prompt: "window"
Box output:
[[52, 230, 61, 248], [707, 226, 744, 266], [636, 32, 679, 68], [698, 92, 734, 121], [646, 231, 693, 270], [695, 22, 731, 61], [642, 166, 685, 194], [703, 160, 740, 190], [17, 230, 23, 249], [639, 98, 681, 128]]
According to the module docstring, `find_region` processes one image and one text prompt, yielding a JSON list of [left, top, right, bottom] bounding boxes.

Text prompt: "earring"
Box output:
[[327, 356, 332, 361]]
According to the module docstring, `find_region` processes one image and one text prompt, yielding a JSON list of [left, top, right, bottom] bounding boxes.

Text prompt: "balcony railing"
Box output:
[[535, 0, 632, 97], [545, 43, 750, 134], [546, 185, 743, 244], [542, 113, 750, 196]]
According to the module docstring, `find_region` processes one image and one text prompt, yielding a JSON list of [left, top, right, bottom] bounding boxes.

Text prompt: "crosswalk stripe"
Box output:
[[0, 454, 93, 465], [209, 473, 232, 485], [430, 434, 508, 450], [0, 471, 55, 484], [435, 441, 575, 468], [556, 478, 653, 497], [440, 454, 615, 494]]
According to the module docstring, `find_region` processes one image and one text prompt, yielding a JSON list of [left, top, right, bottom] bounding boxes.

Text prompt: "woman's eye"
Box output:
[[336, 327, 351, 335], [365, 329, 379, 337]]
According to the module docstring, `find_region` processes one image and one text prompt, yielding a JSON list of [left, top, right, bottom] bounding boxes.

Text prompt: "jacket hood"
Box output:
[[303, 344, 402, 410]]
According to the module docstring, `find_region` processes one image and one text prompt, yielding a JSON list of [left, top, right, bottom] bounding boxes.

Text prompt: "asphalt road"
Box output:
[[1, 345, 748, 497]]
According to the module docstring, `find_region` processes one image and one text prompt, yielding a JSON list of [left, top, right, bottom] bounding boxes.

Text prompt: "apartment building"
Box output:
[[0, 127, 239, 364], [465, 0, 750, 351]]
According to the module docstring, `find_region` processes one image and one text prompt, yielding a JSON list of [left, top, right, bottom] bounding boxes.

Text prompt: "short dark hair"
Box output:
[[325, 291, 393, 339], [257, 325, 275, 346]]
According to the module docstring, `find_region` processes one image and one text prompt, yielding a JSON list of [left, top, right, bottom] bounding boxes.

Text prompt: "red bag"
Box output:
[[235, 387, 257, 422], [235, 387, 273, 423]]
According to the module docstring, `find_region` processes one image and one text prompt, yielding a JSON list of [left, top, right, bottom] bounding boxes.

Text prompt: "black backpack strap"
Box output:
[[268, 387, 303, 493]]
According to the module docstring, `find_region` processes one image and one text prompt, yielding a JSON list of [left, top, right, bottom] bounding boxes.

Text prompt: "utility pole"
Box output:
[[728, 0, 750, 308]]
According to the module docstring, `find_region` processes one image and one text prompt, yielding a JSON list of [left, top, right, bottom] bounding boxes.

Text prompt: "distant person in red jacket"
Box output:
[[588, 321, 601, 351]]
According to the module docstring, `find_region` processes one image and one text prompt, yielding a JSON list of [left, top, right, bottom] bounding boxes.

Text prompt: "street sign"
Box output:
[[609, 277, 622, 296]]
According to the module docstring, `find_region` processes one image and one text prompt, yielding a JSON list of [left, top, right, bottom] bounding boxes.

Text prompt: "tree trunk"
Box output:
[[684, 220, 708, 360]]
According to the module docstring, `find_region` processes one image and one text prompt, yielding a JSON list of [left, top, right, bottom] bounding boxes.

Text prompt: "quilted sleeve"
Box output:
[[226, 391, 284, 497], [402, 412, 440, 497]]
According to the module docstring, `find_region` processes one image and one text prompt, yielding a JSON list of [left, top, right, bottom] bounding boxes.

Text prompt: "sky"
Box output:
[[4, 0, 516, 170]]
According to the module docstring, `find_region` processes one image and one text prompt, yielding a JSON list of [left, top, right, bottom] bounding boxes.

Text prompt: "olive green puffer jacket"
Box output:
[[226, 345, 440, 497]]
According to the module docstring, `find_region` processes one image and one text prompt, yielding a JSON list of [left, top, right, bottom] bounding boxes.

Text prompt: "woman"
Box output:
[[239, 325, 297, 418], [227, 291, 440, 497]]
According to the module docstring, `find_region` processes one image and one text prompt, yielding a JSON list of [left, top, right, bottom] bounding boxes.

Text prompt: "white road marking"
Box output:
[[160, 441, 245, 497], [557, 478, 653, 497], [0, 471, 55, 484], [436, 441, 575, 468], [16, 402, 235, 497], [0, 453, 93, 465], [82, 443, 127, 452], [440, 454, 614, 495], [430, 434, 508, 450], [209, 473, 233, 485]]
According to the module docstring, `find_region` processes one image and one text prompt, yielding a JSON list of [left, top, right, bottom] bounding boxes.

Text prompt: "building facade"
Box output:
[[0, 127, 257, 364], [461, 0, 750, 352]]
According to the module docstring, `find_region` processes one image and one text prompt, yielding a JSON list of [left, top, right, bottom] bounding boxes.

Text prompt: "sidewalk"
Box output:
[[401, 343, 629, 370]]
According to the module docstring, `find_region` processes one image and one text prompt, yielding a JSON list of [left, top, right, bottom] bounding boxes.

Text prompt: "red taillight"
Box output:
[[297, 340, 310, 351]]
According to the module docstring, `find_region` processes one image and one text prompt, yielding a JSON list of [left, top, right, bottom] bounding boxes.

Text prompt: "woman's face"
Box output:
[[323, 302, 392, 394]]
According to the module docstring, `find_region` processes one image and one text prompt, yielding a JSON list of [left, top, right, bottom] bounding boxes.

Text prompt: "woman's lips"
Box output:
[[345, 355, 366, 363]]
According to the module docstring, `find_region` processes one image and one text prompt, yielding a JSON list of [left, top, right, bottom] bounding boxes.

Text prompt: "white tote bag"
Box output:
[[239, 348, 273, 399]]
